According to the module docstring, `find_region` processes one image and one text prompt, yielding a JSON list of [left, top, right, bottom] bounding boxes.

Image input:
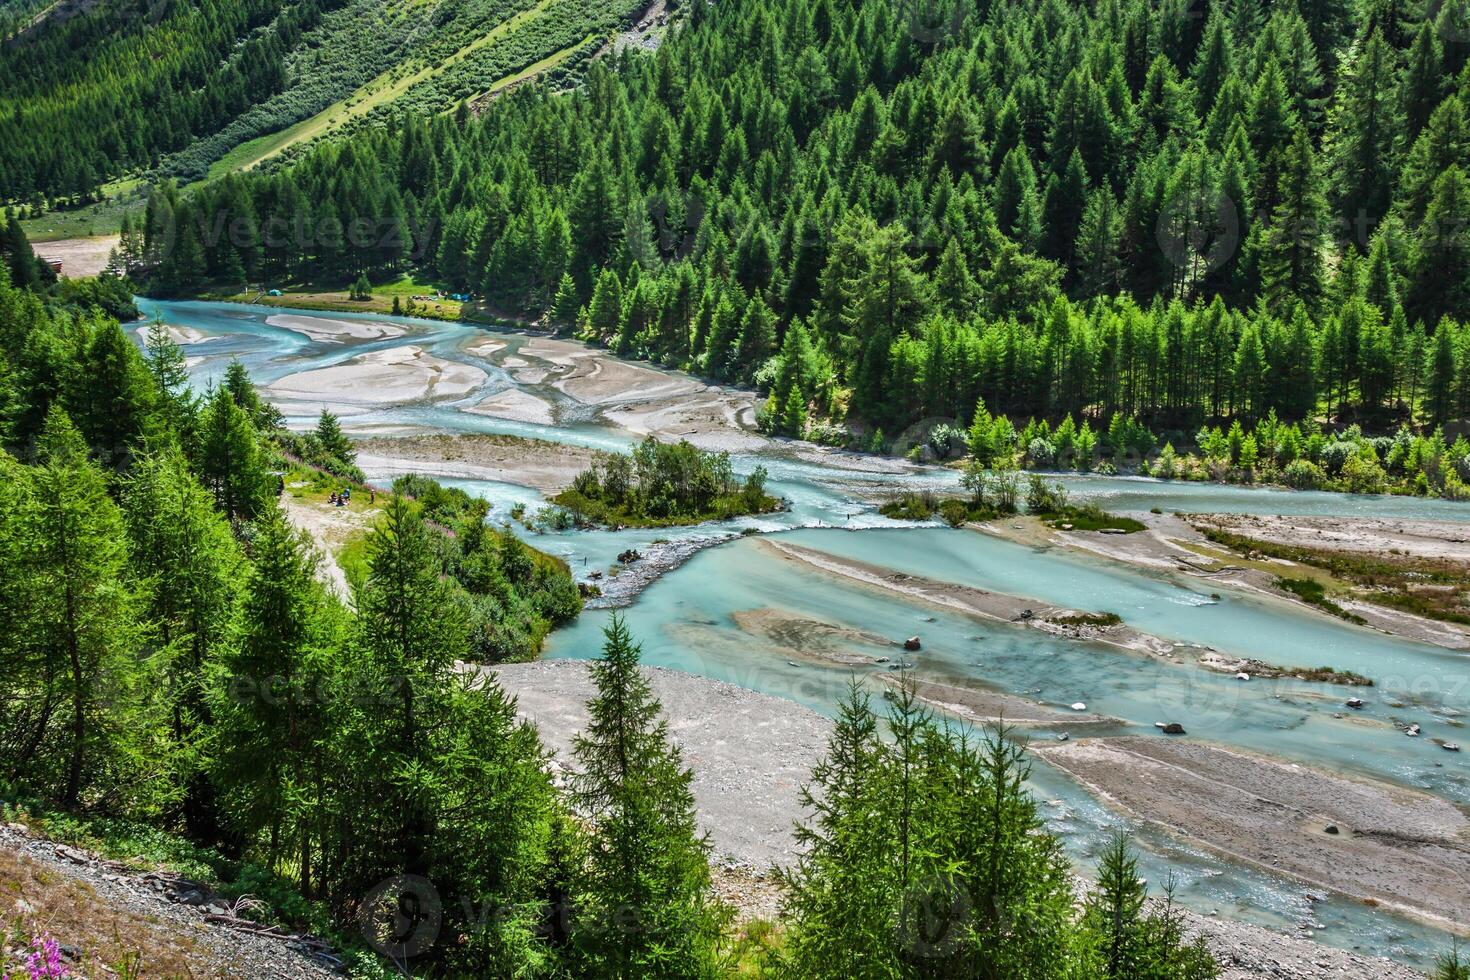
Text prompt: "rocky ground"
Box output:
[[354, 432, 598, 493], [1033, 737, 1470, 934], [0, 824, 338, 979], [489, 659, 829, 871]]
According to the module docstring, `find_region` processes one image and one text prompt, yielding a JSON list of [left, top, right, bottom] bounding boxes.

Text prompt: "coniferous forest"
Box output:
[[112, 0, 1470, 488]]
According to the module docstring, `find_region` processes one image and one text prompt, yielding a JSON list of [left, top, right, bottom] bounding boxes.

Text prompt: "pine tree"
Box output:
[[1042, 151, 1089, 265], [209, 502, 334, 886], [1327, 31, 1400, 241], [25, 408, 154, 809], [342, 494, 470, 890], [1410, 166, 1470, 323], [734, 294, 777, 380], [3, 213, 44, 291], [550, 272, 580, 326], [779, 681, 893, 975], [586, 267, 624, 342], [1436, 943, 1470, 980], [197, 386, 270, 525], [1428, 321, 1458, 425], [1259, 128, 1328, 312], [781, 384, 808, 437], [934, 237, 978, 316], [142, 321, 198, 443], [1083, 835, 1217, 980], [315, 409, 355, 467], [122, 447, 242, 841], [570, 615, 726, 977], [1076, 189, 1123, 296], [995, 146, 1039, 239]]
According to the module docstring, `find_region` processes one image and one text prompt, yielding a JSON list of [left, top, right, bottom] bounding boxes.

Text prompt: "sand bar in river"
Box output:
[[265, 313, 406, 343], [1033, 736, 1470, 934], [266, 345, 485, 414]]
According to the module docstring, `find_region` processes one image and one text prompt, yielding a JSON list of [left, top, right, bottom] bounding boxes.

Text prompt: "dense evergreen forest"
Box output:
[[124, 0, 1470, 484], [0, 0, 340, 199]]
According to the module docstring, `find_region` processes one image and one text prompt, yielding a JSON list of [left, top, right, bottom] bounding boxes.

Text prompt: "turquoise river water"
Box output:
[[137, 298, 1470, 966]]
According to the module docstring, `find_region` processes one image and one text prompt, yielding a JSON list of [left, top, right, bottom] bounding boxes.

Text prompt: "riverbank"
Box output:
[[1004, 511, 1470, 651], [354, 432, 598, 493], [759, 538, 1181, 659], [1032, 736, 1470, 936], [267, 344, 487, 416]]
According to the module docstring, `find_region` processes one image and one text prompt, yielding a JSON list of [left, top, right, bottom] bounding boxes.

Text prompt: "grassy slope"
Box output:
[[208, 0, 558, 178], [462, 33, 594, 107]]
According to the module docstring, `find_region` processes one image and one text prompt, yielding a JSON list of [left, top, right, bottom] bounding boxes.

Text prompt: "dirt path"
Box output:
[[280, 490, 371, 598]]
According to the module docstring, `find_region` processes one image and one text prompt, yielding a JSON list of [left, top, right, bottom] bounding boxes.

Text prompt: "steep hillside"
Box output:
[[2, 0, 647, 208], [0, 0, 331, 200]]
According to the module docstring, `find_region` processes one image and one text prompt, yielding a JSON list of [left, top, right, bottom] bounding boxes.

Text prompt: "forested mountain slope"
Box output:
[[142, 0, 1470, 456], [0, 0, 648, 203], [0, 0, 331, 199]]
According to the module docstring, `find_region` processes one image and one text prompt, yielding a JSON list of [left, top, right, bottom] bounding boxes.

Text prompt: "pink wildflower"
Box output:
[[22, 934, 68, 980]]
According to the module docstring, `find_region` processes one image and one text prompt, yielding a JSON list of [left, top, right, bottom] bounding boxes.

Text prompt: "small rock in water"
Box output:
[[1406, 724, 1421, 737], [904, 636, 922, 651], [1160, 722, 1186, 735], [1345, 697, 1364, 709], [1235, 672, 1250, 681], [1056, 733, 1070, 742], [1445, 742, 1461, 752], [1070, 702, 1087, 711], [875, 656, 889, 664]]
